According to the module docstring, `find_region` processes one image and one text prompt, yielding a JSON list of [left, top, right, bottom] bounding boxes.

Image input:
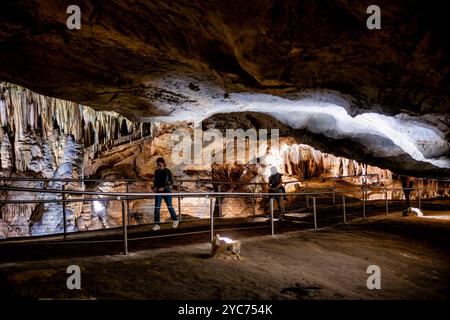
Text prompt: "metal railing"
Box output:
[[0, 175, 449, 255]]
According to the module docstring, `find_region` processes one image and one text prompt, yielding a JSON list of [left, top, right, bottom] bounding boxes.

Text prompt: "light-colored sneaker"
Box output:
[[172, 220, 179, 229], [152, 224, 160, 231]]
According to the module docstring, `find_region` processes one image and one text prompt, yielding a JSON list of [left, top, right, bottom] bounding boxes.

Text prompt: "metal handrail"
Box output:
[[2, 174, 448, 193], [0, 177, 150, 183], [0, 184, 447, 200], [0, 185, 448, 251], [0, 185, 359, 198], [0, 173, 381, 185]]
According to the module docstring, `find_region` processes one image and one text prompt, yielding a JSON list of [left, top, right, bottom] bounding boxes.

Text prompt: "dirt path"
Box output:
[[1, 215, 449, 299]]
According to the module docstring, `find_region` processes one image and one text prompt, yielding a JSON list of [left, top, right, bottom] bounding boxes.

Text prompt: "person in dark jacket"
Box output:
[[401, 175, 414, 216], [152, 157, 179, 230], [268, 166, 286, 218]]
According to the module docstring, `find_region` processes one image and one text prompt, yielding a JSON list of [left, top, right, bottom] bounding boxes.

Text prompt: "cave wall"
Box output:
[[0, 83, 448, 239], [0, 82, 151, 238]]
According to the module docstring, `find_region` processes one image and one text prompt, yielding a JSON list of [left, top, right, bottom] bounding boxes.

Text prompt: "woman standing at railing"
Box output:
[[152, 157, 179, 231], [401, 176, 415, 217], [269, 166, 286, 218]]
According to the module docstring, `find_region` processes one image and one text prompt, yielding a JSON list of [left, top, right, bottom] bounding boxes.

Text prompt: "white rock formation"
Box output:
[[0, 83, 152, 237]]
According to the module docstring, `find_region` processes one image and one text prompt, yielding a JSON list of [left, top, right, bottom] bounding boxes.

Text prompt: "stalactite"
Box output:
[[0, 97, 7, 128], [263, 142, 393, 183], [0, 83, 143, 152], [0, 82, 153, 238], [0, 82, 448, 238], [0, 129, 12, 170]]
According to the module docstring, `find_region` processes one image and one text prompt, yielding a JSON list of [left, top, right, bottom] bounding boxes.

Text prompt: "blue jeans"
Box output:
[[269, 188, 285, 217], [154, 186, 178, 224]]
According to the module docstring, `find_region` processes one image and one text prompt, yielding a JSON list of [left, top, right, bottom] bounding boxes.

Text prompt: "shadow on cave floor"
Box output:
[[1, 214, 450, 300], [0, 218, 303, 263], [0, 183, 449, 264]]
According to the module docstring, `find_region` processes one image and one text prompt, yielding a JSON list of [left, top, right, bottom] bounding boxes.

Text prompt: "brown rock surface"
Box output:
[[0, 1, 448, 117]]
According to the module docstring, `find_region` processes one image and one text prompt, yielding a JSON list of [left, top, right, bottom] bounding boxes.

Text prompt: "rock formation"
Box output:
[[0, 1, 449, 238], [0, 83, 152, 237], [210, 234, 241, 260], [0, 1, 449, 177], [0, 1, 448, 116]]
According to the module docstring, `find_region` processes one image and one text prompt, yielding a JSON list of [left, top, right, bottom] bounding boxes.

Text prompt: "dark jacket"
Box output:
[[153, 168, 173, 189], [269, 173, 283, 190]]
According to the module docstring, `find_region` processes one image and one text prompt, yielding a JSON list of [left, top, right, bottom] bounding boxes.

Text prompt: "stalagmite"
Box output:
[[0, 82, 151, 237], [0, 82, 448, 239], [0, 131, 12, 170]]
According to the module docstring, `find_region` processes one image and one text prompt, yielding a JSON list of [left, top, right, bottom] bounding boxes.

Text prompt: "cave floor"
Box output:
[[0, 214, 449, 299]]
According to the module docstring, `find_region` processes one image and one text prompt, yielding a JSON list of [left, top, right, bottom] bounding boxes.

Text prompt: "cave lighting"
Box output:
[[409, 207, 424, 217], [217, 235, 235, 244], [150, 85, 450, 170], [93, 200, 104, 213]]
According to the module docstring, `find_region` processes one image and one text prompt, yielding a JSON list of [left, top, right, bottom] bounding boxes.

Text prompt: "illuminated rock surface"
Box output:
[[0, 1, 449, 177], [0, 1, 449, 238], [0, 84, 448, 238]]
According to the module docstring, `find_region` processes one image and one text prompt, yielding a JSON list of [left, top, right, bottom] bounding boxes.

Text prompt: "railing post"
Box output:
[[252, 196, 256, 216], [62, 184, 67, 239], [252, 185, 256, 216], [342, 194, 347, 224], [126, 182, 130, 225], [362, 185, 366, 221], [385, 188, 388, 216], [270, 197, 274, 237], [217, 185, 222, 217], [313, 197, 317, 230], [210, 197, 214, 243], [332, 178, 336, 204], [176, 182, 182, 221], [178, 196, 182, 221], [418, 189, 421, 210], [306, 181, 309, 209], [122, 199, 128, 255]]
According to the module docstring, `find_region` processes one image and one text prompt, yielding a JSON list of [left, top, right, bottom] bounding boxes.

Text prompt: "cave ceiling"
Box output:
[[0, 0, 449, 177]]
